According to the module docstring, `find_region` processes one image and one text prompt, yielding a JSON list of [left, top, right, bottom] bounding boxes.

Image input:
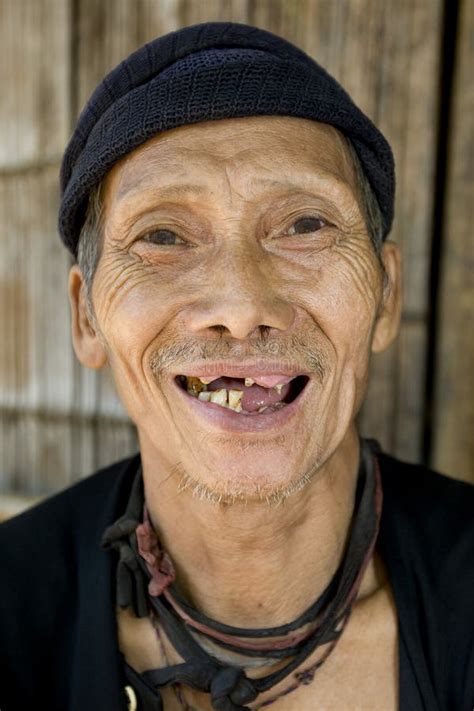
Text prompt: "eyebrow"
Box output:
[[115, 170, 350, 206], [251, 175, 340, 192], [116, 182, 207, 203]]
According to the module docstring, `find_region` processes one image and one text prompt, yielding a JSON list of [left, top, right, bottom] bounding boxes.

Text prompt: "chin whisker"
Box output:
[[172, 459, 318, 507]]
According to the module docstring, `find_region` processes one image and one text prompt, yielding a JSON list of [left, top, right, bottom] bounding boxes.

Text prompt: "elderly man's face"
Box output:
[[70, 116, 400, 502]]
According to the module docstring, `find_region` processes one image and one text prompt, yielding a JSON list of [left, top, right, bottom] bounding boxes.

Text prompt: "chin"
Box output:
[[176, 455, 318, 506]]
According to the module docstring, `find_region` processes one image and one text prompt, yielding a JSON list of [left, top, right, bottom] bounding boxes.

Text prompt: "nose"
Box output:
[[182, 244, 296, 341]]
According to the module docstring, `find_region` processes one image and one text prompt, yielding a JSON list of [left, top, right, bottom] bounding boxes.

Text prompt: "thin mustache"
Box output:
[[149, 338, 328, 382]]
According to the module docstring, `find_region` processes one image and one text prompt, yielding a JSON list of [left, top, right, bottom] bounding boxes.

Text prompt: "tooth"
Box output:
[[258, 406, 268, 413], [244, 377, 255, 387], [186, 376, 205, 394], [198, 391, 211, 402], [209, 389, 228, 406], [228, 400, 242, 413], [274, 384, 283, 394], [198, 376, 215, 385], [228, 390, 243, 409]]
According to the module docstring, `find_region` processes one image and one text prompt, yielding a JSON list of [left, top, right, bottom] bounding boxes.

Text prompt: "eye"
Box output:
[[287, 216, 328, 235], [140, 229, 185, 246]]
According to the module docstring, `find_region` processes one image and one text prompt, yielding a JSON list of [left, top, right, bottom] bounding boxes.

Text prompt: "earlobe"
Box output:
[[68, 265, 107, 369], [371, 241, 402, 353]]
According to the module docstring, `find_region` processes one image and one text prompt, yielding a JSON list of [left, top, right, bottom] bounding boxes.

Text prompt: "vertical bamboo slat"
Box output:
[[0, 168, 73, 413], [0, 0, 74, 494], [0, 0, 71, 168], [432, 0, 474, 482]]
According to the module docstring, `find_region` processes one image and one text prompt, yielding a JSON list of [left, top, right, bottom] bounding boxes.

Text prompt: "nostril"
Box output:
[[210, 325, 227, 335]]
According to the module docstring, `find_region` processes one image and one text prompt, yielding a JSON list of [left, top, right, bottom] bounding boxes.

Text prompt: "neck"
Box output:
[[140, 428, 371, 629]]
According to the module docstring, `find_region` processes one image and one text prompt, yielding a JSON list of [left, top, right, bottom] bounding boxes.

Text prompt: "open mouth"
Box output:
[[174, 374, 309, 416]]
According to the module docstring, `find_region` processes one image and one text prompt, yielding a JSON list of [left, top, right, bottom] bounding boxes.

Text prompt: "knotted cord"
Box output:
[[102, 439, 382, 710]]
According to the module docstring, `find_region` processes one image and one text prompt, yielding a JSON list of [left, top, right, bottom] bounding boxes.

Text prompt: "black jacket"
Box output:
[[0, 451, 473, 710]]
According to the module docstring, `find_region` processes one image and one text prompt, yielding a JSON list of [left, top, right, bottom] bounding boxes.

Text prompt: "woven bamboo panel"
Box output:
[[0, 0, 471, 505], [432, 0, 474, 482]]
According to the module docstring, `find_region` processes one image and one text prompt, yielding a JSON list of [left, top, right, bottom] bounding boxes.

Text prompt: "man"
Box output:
[[0, 22, 472, 711]]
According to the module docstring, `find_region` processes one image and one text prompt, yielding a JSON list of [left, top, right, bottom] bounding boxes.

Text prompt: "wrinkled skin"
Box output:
[[69, 117, 401, 707], [69, 116, 400, 504]]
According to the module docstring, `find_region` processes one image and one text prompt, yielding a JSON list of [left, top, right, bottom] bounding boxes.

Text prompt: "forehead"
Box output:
[[103, 116, 357, 206]]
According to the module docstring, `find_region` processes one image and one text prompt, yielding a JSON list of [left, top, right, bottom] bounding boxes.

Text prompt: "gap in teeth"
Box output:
[[181, 375, 293, 412], [183, 375, 283, 394]]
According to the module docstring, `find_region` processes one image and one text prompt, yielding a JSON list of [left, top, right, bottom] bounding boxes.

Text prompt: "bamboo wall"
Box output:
[[0, 0, 472, 515]]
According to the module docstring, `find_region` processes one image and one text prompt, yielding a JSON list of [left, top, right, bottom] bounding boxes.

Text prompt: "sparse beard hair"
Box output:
[[147, 335, 328, 506], [173, 457, 322, 507]]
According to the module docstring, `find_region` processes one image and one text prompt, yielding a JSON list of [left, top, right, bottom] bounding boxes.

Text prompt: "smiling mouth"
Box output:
[[174, 374, 309, 416]]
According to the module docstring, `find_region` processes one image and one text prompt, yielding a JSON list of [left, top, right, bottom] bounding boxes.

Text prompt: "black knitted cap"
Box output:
[[59, 22, 395, 256]]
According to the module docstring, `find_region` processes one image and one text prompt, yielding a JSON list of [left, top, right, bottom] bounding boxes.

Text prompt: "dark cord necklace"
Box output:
[[102, 439, 383, 710]]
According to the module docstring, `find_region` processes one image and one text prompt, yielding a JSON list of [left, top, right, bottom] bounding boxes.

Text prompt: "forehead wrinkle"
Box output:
[[113, 138, 223, 202], [248, 172, 352, 195], [108, 134, 357, 216], [217, 140, 357, 201]]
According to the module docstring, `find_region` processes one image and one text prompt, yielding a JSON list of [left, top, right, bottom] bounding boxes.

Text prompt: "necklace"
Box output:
[[103, 438, 382, 710], [155, 620, 190, 710]]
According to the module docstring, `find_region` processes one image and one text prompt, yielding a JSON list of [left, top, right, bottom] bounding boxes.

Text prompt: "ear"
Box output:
[[371, 241, 402, 353], [68, 265, 107, 369]]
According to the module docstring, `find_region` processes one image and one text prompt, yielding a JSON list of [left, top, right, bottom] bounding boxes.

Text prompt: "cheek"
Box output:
[[92, 257, 182, 369], [91, 263, 188, 421], [305, 256, 381, 370]]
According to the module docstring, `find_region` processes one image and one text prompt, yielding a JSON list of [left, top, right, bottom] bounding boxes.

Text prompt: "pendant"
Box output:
[[124, 684, 138, 711]]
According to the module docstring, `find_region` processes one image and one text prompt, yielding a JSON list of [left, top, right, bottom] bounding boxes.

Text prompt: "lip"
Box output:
[[171, 374, 312, 433], [171, 361, 308, 381]]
